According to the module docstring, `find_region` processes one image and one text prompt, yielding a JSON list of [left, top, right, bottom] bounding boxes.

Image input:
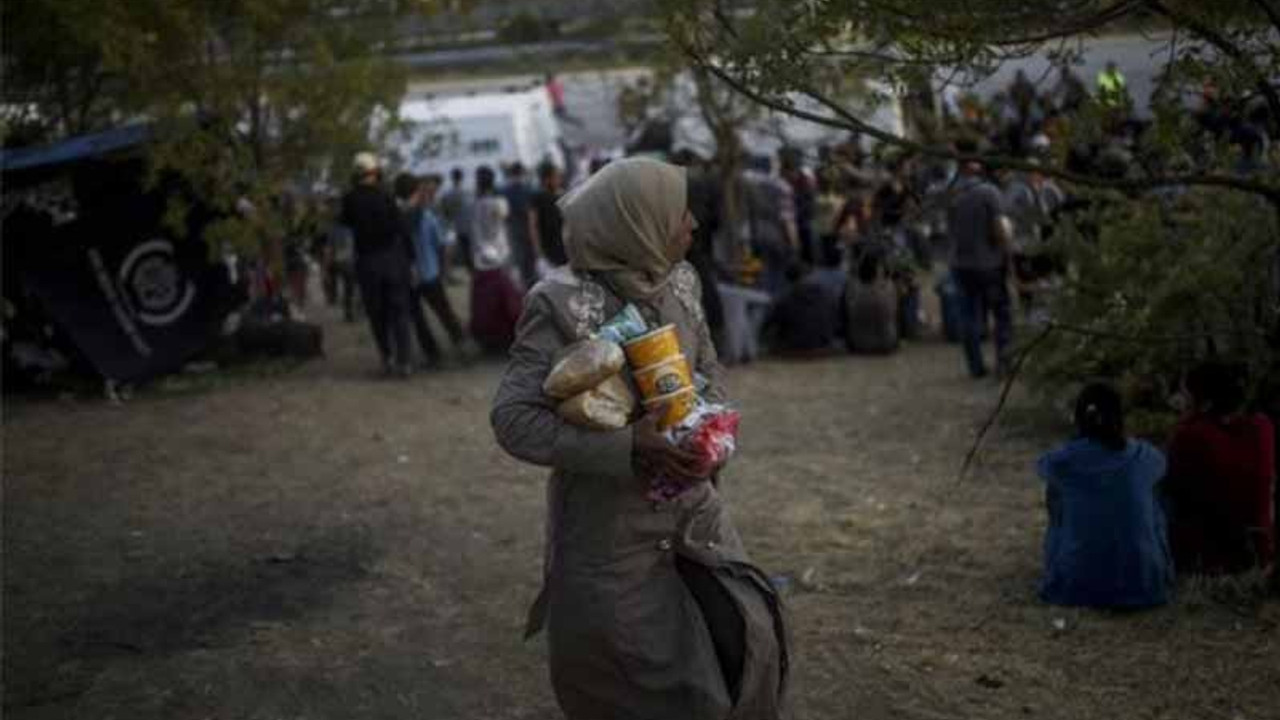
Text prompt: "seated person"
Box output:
[[809, 242, 848, 309], [1166, 362, 1276, 575], [843, 244, 899, 354], [763, 263, 840, 355], [1037, 383, 1173, 608]]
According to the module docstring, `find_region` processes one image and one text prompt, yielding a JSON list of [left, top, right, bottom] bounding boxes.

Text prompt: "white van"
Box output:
[[391, 87, 564, 182]]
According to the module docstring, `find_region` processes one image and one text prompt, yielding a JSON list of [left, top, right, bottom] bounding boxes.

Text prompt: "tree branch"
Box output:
[[959, 323, 1055, 481], [841, 0, 1143, 48], [956, 316, 1272, 480], [1143, 0, 1280, 133], [680, 44, 1280, 204], [1252, 0, 1280, 37]]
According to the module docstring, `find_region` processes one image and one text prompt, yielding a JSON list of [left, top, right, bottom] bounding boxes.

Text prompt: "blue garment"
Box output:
[[411, 208, 446, 285], [1037, 438, 1173, 608]]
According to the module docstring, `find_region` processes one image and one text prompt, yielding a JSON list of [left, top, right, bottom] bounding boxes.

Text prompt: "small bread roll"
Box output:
[[557, 374, 636, 430], [543, 339, 626, 399]]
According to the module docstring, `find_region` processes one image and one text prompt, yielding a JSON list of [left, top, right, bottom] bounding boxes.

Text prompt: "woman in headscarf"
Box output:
[[491, 158, 788, 720]]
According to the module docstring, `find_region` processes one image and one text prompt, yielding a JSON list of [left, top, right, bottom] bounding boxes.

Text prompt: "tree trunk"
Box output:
[[714, 127, 745, 272]]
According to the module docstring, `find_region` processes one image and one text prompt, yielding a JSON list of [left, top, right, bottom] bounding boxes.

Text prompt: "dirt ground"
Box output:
[[4, 295, 1278, 720]]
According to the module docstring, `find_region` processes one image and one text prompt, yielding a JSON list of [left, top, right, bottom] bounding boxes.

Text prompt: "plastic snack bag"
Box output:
[[543, 339, 626, 399], [596, 304, 648, 345], [646, 401, 741, 502], [678, 406, 741, 479], [557, 374, 636, 430]]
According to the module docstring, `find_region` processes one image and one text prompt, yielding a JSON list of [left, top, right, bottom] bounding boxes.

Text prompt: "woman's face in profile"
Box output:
[[668, 209, 696, 262]]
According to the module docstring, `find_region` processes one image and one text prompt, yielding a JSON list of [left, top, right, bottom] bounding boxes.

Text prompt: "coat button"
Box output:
[[705, 540, 717, 550], [656, 538, 673, 552]]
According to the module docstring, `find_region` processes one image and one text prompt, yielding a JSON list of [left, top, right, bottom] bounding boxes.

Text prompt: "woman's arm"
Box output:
[[490, 291, 634, 480]]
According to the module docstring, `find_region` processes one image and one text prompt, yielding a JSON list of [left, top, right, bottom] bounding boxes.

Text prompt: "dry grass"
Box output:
[[3, 301, 1277, 720]]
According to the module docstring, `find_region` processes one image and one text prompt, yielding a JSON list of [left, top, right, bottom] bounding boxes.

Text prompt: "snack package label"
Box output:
[[655, 372, 684, 395]]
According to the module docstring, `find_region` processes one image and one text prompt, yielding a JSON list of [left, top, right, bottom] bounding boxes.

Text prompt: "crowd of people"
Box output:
[[306, 152, 572, 377], [293, 59, 1280, 381], [246, 60, 1280, 720], [306, 61, 1278, 605]]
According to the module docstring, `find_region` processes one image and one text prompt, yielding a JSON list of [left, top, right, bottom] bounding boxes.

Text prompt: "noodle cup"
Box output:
[[642, 387, 697, 430], [633, 354, 692, 401], [623, 324, 681, 369]]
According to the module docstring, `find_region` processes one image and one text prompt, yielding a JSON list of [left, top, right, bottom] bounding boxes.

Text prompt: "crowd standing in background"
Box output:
[[284, 63, 1275, 594], [279, 58, 1277, 384]]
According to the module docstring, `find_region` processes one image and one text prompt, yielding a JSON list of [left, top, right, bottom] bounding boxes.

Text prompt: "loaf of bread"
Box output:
[[557, 374, 636, 430], [543, 339, 626, 399]]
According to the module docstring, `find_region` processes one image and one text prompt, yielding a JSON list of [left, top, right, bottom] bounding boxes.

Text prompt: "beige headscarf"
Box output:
[[557, 157, 688, 302]]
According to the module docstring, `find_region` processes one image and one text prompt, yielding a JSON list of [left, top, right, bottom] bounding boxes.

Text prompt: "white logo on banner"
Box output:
[[117, 239, 196, 326]]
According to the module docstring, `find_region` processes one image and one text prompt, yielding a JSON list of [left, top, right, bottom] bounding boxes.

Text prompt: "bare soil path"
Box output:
[[5, 301, 1277, 719]]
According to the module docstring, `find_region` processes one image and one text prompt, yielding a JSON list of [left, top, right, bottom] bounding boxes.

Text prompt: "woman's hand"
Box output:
[[632, 404, 705, 483]]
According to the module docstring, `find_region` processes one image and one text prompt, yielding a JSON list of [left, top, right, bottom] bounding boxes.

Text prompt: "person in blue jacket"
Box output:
[[1036, 383, 1174, 608]]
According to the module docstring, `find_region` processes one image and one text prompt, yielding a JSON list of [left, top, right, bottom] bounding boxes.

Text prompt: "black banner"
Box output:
[[3, 129, 237, 383]]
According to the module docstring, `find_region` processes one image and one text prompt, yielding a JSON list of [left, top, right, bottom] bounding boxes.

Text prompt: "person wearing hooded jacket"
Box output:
[[491, 158, 788, 720]]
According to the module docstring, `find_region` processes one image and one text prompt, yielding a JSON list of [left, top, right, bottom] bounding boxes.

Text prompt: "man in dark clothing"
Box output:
[[502, 162, 537, 291], [673, 149, 727, 350], [1052, 64, 1088, 115], [529, 161, 568, 268], [1009, 69, 1037, 125], [343, 153, 414, 377], [947, 140, 1013, 378]]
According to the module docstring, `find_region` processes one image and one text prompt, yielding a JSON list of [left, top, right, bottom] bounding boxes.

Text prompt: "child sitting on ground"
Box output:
[[1036, 383, 1173, 608], [1166, 362, 1276, 575]]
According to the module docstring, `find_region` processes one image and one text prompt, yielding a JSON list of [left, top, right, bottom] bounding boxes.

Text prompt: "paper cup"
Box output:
[[642, 387, 697, 430], [633, 354, 692, 401], [623, 324, 681, 370]]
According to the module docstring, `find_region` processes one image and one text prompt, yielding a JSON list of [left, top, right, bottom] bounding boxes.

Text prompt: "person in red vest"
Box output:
[[1166, 362, 1276, 575]]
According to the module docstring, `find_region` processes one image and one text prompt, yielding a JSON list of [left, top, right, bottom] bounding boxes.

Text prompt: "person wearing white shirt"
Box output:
[[467, 166, 523, 353]]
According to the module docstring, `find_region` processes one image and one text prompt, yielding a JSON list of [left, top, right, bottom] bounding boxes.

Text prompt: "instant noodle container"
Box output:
[[623, 324, 681, 369], [633, 354, 692, 400], [642, 387, 697, 430]]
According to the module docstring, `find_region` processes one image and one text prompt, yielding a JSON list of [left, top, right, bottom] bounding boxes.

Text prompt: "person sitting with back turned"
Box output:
[[1166, 362, 1276, 575], [843, 242, 899, 355], [764, 262, 840, 357], [1037, 383, 1173, 608]]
